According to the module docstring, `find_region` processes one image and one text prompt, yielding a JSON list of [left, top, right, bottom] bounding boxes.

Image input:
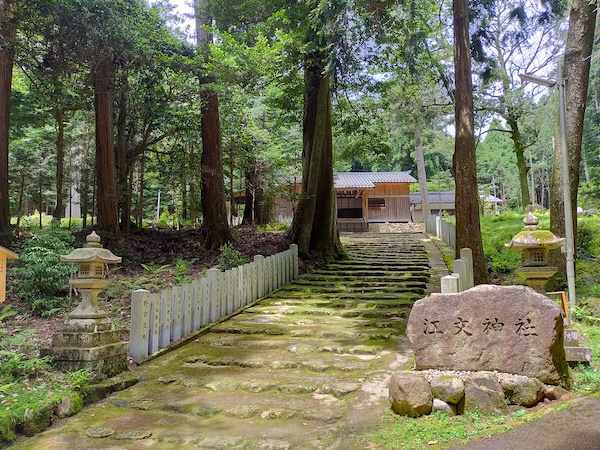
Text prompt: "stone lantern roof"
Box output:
[[505, 213, 565, 250], [60, 231, 122, 264]]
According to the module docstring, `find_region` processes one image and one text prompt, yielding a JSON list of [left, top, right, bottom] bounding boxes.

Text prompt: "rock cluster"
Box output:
[[389, 370, 568, 417]]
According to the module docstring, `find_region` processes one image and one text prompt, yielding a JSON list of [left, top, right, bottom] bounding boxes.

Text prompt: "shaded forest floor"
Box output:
[[3, 225, 297, 350]]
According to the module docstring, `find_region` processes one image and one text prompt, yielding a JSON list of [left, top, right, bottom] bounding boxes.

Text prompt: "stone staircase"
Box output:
[[12, 232, 447, 450]]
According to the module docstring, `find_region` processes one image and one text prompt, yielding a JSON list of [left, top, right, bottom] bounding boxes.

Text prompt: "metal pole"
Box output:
[[557, 65, 577, 310]]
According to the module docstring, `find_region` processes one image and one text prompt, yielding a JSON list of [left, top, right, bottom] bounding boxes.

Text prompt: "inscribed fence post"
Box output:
[[159, 289, 172, 349], [208, 268, 219, 322], [291, 244, 298, 280], [453, 259, 468, 292], [459, 248, 474, 289], [200, 277, 209, 327], [149, 292, 161, 355], [129, 289, 151, 363], [251, 260, 258, 302], [232, 267, 239, 310], [255, 255, 265, 299], [182, 283, 192, 336], [191, 279, 201, 331], [171, 285, 183, 341], [441, 275, 460, 294]]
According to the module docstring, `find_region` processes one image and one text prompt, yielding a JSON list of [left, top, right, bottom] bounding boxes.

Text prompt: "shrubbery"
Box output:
[[217, 242, 249, 271], [9, 225, 75, 316]]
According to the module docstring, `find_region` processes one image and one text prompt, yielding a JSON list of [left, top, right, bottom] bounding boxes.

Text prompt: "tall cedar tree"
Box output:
[[453, 0, 489, 284], [0, 0, 16, 230], [195, 0, 231, 249], [289, 47, 343, 262], [550, 0, 597, 269]]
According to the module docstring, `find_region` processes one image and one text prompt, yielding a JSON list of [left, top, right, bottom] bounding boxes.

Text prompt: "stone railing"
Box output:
[[440, 248, 474, 293], [425, 215, 456, 249], [129, 244, 299, 362]]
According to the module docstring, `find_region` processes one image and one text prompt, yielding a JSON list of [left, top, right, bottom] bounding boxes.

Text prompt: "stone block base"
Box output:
[[41, 342, 129, 381], [565, 346, 592, 366]]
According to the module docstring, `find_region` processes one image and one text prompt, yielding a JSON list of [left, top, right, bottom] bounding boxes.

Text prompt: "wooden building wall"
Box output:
[[362, 183, 411, 223]]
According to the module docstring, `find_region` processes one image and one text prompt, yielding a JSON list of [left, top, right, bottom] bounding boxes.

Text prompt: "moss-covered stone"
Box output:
[[0, 414, 16, 448], [18, 403, 52, 436]]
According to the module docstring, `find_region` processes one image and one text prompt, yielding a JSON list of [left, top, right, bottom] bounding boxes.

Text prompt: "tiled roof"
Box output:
[[410, 191, 456, 204], [333, 172, 417, 189]]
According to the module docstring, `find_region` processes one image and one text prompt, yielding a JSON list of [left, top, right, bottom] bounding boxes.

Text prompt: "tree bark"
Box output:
[[453, 0, 489, 284], [243, 158, 256, 225], [506, 117, 531, 209], [414, 120, 430, 219], [53, 108, 65, 221], [92, 53, 119, 233], [289, 51, 343, 261], [550, 0, 597, 271], [0, 0, 17, 230], [199, 88, 231, 247], [195, 0, 231, 248]]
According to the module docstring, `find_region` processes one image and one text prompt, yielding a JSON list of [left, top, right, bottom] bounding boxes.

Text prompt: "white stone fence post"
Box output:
[[440, 247, 474, 294], [129, 243, 299, 363], [425, 216, 456, 249]]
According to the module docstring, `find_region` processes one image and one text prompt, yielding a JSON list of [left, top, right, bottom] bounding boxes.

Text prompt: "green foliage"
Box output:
[[68, 369, 92, 391], [173, 257, 195, 284], [9, 226, 75, 316], [217, 242, 249, 271], [361, 409, 527, 449], [256, 223, 288, 232]]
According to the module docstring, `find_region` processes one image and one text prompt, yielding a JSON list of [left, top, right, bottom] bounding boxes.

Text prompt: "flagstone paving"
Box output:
[[11, 232, 448, 450]]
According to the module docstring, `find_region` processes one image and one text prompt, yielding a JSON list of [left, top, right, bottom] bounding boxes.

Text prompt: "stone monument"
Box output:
[[406, 284, 571, 388], [41, 232, 128, 380]]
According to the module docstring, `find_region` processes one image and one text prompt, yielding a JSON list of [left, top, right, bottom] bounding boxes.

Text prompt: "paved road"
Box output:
[[453, 394, 600, 450], [10, 232, 447, 450]]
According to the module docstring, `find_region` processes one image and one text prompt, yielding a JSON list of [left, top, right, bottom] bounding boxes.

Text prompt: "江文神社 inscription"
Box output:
[[406, 284, 571, 388]]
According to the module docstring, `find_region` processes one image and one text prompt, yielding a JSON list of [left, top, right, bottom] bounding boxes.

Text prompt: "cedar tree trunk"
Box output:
[[196, 0, 231, 248], [0, 0, 16, 230], [549, 0, 597, 273], [289, 51, 343, 261], [415, 120, 430, 219], [92, 53, 119, 233], [453, 0, 489, 284], [53, 108, 65, 220]]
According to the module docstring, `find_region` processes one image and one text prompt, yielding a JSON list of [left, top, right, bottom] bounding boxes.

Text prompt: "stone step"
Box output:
[[301, 274, 430, 283], [201, 335, 388, 355], [262, 295, 420, 305], [291, 278, 429, 287], [209, 321, 401, 340], [246, 305, 411, 319]]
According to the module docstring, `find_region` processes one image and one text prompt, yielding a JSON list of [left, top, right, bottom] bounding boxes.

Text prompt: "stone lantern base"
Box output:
[[41, 318, 128, 381]]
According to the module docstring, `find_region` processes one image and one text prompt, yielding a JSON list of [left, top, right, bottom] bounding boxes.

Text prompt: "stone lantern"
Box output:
[[41, 232, 128, 380], [505, 213, 565, 293], [60, 231, 121, 319]]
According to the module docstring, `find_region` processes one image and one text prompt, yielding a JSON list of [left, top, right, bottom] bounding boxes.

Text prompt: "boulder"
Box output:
[[389, 373, 432, 417], [430, 375, 464, 404], [406, 285, 571, 388], [432, 398, 457, 416], [545, 384, 569, 401], [463, 377, 508, 416], [500, 375, 545, 406]]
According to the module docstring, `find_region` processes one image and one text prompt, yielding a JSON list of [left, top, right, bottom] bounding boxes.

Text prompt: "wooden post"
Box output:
[[0, 245, 18, 303]]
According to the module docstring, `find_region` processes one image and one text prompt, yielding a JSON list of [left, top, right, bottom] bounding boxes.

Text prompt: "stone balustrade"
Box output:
[[129, 244, 299, 362]]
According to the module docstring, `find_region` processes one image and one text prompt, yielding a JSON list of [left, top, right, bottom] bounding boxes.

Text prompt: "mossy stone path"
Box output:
[[12, 232, 447, 450]]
